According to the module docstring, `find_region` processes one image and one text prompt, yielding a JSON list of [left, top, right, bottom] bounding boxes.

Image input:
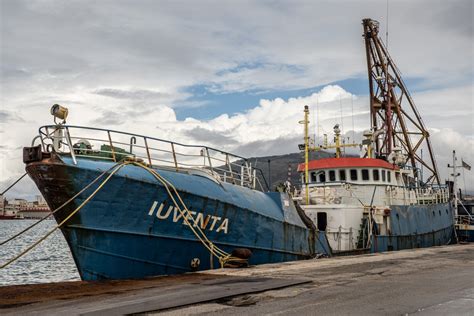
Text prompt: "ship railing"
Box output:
[[36, 125, 267, 191], [414, 187, 450, 204], [455, 215, 473, 226], [301, 182, 450, 206]]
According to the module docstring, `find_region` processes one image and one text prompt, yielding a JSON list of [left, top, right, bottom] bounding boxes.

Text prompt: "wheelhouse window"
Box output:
[[362, 169, 369, 181], [350, 169, 358, 181], [329, 170, 336, 181], [339, 169, 346, 181], [373, 169, 380, 181], [310, 172, 317, 183], [387, 171, 391, 183], [382, 170, 386, 182], [318, 171, 326, 183]]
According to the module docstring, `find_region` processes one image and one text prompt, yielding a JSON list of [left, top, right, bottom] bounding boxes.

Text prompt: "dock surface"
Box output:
[[1, 244, 473, 315]]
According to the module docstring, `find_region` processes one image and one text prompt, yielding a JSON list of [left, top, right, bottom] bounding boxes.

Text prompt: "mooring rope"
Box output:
[[1, 160, 247, 269], [1, 172, 27, 195], [0, 164, 122, 246], [0, 163, 124, 269], [128, 161, 246, 267]]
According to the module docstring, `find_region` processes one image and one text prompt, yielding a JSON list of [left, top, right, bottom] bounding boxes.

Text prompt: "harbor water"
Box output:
[[0, 220, 80, 286]]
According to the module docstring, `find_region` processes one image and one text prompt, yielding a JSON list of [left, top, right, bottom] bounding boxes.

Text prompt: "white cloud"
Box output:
[[1, 1, 473, 197], [3, 84, 472, 199]]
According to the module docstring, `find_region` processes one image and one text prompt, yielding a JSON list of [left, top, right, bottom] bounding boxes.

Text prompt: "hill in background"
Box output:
[[242, 151, 335, 190]]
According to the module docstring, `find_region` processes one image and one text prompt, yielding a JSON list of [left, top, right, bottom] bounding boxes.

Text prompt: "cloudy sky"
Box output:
[[1, 0, 473, 198]]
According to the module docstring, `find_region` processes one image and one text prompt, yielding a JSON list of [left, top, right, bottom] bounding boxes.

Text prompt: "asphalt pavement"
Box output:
[[158, 244, 474, 316]]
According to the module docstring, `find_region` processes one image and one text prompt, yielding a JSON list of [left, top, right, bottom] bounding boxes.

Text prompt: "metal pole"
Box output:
[[453, 150, 458, 213], [267, 159, 271, 190], [304, 105, 310, 205]]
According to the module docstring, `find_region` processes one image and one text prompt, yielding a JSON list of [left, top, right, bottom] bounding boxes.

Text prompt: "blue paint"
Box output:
[[457, 229, 474, 243], [29, 156, 456, 280], [47, 158, 315, 280], [372, 204, 454, 252]]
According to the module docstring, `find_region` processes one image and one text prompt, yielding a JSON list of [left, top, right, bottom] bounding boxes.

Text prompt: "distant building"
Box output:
[[1, 199, 20, 219], [0, 195, 50, 220], [19, 195, 51, 219], [0, 194, 4, 213]]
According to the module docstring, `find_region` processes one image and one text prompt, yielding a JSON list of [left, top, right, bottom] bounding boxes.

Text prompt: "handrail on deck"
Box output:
[[37, 125, 267, 191]]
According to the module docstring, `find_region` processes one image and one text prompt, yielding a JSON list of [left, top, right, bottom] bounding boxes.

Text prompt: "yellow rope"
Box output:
[[0, 164, 124, 269], [0, 164, 121, 246], [127, 161, 249, 267], [1, 160, 246, 269], [129, 162, 233, 263]]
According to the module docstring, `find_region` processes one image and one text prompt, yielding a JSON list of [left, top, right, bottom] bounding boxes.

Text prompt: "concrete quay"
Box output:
[[1, 244, 472, 315]]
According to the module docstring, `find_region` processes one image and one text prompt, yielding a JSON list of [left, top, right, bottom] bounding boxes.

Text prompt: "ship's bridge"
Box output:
[[297, 157, 399, 186]]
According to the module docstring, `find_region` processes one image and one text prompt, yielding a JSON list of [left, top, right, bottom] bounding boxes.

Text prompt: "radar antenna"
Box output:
[[362, 18, 440, 185]]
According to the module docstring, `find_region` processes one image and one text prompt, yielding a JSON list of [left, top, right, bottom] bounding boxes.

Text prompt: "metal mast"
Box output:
[[362, 18, 440, 185]]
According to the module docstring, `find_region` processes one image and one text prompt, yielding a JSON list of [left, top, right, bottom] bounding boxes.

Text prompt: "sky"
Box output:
[[0, 0, 473, 199]]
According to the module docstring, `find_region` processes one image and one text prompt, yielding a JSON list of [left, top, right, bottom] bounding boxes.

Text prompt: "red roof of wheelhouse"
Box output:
[[297, 157, 398, 172]]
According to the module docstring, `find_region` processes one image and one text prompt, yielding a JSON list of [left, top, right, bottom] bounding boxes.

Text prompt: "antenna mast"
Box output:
[[362, 18, 440, 185]]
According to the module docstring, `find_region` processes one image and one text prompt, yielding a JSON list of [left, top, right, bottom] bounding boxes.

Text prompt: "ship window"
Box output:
[[382, 170, 386, 182], [362, 169, 369, 181], [373, 169, 380, 181], [387, 171, 391, 182], [318, 171, 326, 183], [339, 169, 346, 181], [350, 169, 358, 181], [329, 170, 336, 181], [310, 172, 317, 183]]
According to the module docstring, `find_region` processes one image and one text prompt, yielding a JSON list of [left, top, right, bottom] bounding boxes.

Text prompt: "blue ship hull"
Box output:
[[457, 229, 474, 242], [27, 157, 325, 280], [372, 204, 454, 252], [26, 156, 455, 280]]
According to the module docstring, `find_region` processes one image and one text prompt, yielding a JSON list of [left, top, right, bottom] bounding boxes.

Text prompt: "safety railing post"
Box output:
[[205, 148, 215, 176], [171, 143, 178, 171], [107, 131, 116, 162], [65, 127, 77, 165], [253, 169, 256, 189], [226, 154, 235, 184], [144, 137, 152, 167]]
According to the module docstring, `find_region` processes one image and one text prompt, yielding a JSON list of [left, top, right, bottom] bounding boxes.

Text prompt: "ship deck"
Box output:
[[1, 243, 472, 315]]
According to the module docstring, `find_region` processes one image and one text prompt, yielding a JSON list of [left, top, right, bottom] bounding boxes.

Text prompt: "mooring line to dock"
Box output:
[[0, 164, 121, 247], [0, 164, 125, 269], [128, 161, 247, 267], [1, 159, 247, 269], [1, 172, 27, 195]]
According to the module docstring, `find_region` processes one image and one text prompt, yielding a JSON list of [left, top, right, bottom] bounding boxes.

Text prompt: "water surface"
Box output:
[[0, 220, 80, 286]]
